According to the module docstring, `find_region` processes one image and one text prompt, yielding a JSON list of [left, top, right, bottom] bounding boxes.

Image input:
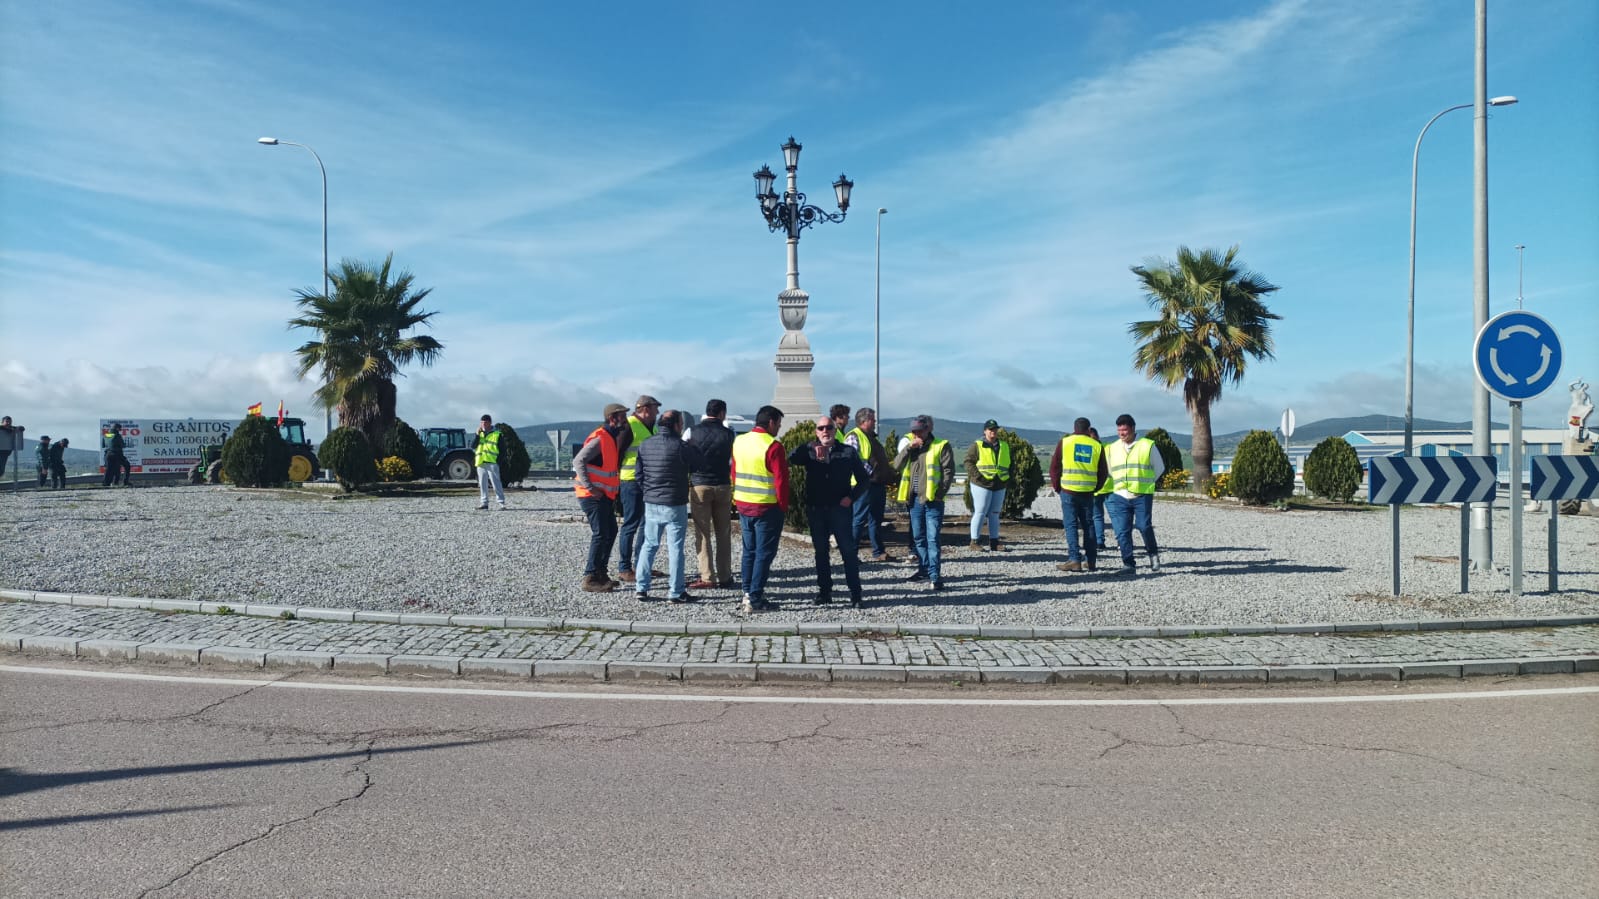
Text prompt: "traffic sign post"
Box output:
[[546, 429, 571, 473], [1531, 455, 1599, 592], [1473, 310, 1564, 597], [1368, 456, 1497, 595], [1280, 408, 1296, 486]]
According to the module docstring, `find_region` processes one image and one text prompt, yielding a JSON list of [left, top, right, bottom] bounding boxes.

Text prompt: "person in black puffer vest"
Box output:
[[634, 409, 702, 603], [684, 398, 736, 590]]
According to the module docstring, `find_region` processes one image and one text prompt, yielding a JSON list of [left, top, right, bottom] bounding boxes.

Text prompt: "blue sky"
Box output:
[[2, 0, 1595, 450]]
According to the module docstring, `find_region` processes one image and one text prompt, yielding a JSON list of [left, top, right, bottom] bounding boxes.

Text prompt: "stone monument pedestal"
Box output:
[[771, 286, 821, 422]]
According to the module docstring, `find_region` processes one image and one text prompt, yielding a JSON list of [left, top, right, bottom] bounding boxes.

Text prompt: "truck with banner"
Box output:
[[98, 419, 234, 475]]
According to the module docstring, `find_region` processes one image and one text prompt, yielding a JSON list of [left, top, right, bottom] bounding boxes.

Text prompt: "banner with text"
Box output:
[[98, 419, 234, 474]]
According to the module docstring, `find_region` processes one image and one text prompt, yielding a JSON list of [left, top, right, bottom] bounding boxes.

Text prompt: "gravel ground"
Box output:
[[2, 483, 1595, 626]]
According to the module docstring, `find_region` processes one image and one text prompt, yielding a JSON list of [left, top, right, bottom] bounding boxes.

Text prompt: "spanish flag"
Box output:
[[276, 401, 285, 427], [246, 402, 263, 417]]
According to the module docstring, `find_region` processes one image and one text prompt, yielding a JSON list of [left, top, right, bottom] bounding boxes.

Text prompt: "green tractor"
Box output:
[[420, 427, 475, 480], [189, 417, 322, 484]]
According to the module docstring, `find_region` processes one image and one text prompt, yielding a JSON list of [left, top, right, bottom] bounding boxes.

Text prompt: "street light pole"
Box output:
[[1403, 96, 1516, 457], [875, 207, 887, 422], [1514, 244, 1525, 309], [258, 137, 333, 440]]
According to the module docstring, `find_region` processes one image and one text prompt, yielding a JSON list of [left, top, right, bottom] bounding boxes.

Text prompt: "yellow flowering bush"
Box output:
[[1206, 471, 1233, 499], [376, 455, 414, 482]]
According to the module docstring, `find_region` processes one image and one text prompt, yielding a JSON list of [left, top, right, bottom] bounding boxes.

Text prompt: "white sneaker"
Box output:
[[1149, 553, 1161, 572]]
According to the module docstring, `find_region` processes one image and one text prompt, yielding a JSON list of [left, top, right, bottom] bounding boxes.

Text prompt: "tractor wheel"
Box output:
[[208, 461, 226, 485], [1560, 499, 1582, 515], [445, 456, 474, 481], [287, 454, 314, 482]]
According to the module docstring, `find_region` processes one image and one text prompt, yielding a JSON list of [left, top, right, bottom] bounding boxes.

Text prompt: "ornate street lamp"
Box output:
[[751, 136, 853, 421]]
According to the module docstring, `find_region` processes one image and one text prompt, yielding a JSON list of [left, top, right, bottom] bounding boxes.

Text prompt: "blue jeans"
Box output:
[[578, 495, 617, 577], [1093, 494, 1108, 547], [477, 462, 505, 506], [851, 482, 887, 556], [617, 480, 645, 572], [739, 505, 784, 599], [1060, 491, 1097, 566], [809, 504, 863, 600], [969, 484, 1005, 541], [637, 503, 688, 597], [907, 495, 945, 582], [1105, 493, 1158, 568]]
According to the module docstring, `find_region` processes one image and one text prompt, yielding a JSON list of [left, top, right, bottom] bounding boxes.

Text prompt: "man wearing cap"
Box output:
[[1104, 413, 1164, 575], [844, 407, 896, 563], [1050, 417, 1110, 572], [788, 414, 872, 607], [616, 395, 661, 584], [963, 419, 1013, 552], [35, 435, 52, 488], [731, 405, 789, 613], [102, 423, 130, 487], [634, 409, 702, 603], [573, 403, 633, 592], [894, 414, 955, 590], [472, 414, 507, 510]]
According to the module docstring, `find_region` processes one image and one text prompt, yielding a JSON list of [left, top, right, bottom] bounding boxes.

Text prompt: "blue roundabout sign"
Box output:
[[1472, 310, 1562, 402]]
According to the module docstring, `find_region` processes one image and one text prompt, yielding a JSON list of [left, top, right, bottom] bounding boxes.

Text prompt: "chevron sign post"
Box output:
[[1369, 456, 1497, 596], [1531, 454, 1599, 593]]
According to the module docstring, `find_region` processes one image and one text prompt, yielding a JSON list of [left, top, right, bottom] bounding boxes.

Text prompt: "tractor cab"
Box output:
[[419, 427, 475, 480]]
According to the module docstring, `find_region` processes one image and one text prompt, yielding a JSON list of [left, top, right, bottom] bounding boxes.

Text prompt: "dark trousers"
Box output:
[[617, 480, 645, 572], [104, 453, 129, 486], [579, 495, 618, 577], [810, 504, 863, 600], [851, 482, 886, 556], [51, 465, 66, 489], [739, 505, 784, 598], [1064, 491, 1098, 569]]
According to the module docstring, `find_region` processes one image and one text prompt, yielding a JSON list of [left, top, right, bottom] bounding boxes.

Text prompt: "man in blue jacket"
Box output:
[[788, 414, 873, 608]]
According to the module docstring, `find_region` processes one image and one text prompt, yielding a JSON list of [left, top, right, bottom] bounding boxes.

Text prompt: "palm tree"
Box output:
[[289, 254, 444, 448], [1128, 245, 1280, 494]]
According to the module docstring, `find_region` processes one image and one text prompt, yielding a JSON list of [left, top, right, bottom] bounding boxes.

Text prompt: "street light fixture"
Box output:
[[258, 136, 334, 440], [751, 136, 854, 420], [875, 207, 887, 422], [1403, 96, 1516, 456]]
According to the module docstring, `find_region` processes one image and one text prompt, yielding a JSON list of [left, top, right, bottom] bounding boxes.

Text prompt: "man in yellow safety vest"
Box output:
[[731, 405, 788, 613], [1050, 417, 1110, 572], [894, 414, 955, 591], [963, 418, 1012, 552], [616, 395, 661, 584], [472, 414, 507, 510], [1103, 413, 1164, 575]]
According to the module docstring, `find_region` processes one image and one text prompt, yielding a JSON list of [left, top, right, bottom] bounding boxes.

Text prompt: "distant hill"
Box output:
[[1203, 415, 1507, 457], [9, 438, 103, 471]]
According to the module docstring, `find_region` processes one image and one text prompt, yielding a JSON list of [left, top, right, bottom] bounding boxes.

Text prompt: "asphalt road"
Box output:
[[3, 662, 1596, 898]]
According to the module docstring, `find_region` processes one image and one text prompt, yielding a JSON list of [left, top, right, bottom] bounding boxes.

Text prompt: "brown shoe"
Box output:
[[991, 541, 1010, 552], [580, 575, 614, 592], [617, 570, 637, 584], [1055, 561, 1083, 572], [687, 580, 717, 591], [872, 553, 897, 563], [968, 541, 984, 551]]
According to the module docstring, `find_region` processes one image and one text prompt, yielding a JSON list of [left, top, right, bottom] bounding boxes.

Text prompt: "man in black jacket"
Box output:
[[788, 415, 872, 607], [634, 409, 702, 603], [685, 399, 736, 590]]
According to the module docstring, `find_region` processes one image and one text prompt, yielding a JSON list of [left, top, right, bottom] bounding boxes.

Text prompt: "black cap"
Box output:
[[983, 419, 999, 431]]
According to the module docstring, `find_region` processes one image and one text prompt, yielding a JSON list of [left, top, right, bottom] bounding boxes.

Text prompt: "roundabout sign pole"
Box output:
[[1473, 309, 1563, 596]]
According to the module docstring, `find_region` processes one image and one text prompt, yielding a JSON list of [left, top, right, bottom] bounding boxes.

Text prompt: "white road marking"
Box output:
[[4, 663, 1596, 707]]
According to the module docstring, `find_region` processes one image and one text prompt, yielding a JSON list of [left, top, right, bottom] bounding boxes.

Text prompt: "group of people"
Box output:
[[32, 434, 71, 489], [101, 423, 132, 487], [567, 396, 1165, 612]]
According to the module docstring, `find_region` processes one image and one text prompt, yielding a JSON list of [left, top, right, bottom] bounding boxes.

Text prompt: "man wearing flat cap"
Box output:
[[894, 414, 955, 590], [616, 395, 661, 584]]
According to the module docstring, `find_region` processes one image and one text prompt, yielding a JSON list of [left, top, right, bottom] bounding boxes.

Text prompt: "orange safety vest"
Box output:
[[573, 427, 621, 499]]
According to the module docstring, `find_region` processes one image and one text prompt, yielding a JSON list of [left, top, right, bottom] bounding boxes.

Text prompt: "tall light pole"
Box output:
[[1514, 244, 1525, 309], [1403, 96, 1517, 457], [752, 137, 854, 422], [875, 207, 887, 421], [257, 137, 333, 439]]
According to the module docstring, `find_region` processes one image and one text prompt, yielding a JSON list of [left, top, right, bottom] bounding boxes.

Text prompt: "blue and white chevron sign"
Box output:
[[1368, 456, 1497, 505], [1530, 455, 1599, 501]]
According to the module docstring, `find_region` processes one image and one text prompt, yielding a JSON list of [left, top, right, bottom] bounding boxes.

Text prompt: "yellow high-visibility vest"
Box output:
[[897, 438, 948, 502], [620, 416, 654, 482], [1105, 438, 1157, 495], [1058, 434, 1102, 492], [975, 441, 1011, 482], [474, 429, 501, 465], [731, 431, 778, 505]]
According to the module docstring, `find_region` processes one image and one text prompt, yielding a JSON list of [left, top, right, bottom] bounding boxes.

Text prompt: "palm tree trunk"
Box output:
[[1189, 399, 1214, 495]]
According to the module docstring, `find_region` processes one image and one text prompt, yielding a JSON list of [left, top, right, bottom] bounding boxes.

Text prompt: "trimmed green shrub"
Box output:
[[382, 419, 427, 482], [1228, 429, 1294, 504], [1207, 471, 1233, 498], [1304, 436, 1363, 502], [220, 415, 290, 487], [495, 424, 531, 485], [376, 456, 414, 482], [320, 426, 377, 492], [960, 429, 1044, 519], [778, 422, 816, 532], [1143, 428, 1185, 486]]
